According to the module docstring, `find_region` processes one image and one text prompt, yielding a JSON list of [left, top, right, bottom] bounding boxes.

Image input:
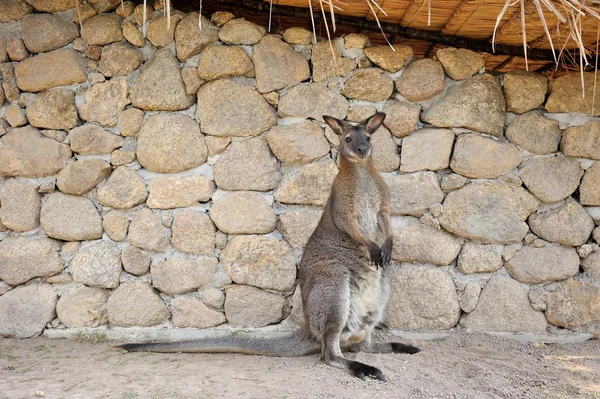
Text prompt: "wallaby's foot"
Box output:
[[391, 342, 420, 354], [348, 360, 386, 381]]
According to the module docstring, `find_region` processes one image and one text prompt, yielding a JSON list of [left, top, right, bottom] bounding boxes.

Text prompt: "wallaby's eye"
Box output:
[[345, 137, 352, 143], [366, 136, 371, 142]]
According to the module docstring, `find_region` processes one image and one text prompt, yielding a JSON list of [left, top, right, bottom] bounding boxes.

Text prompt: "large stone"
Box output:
[[41, 193, 103, 241], [147, 176, 214, 209], [384, 172, 444, 217], [364, 45, 412, 73], [457, 242, 503, 274], [384, 265, 460, 330], [99, 42, 143, 77], [97, 166, 148, 209], [546, 72, 600, 116], [131, 50, 195, 111], [439, 182, 539, 243], [503, 71, 548, 114], [210, 192, 276, 235], [277, 209, 322, 248], [436, 47, 484, 80], [519, 157, 583, 203], [311, 41, 355, 82], [171, 211, 215, 254], [123, 21, 145, 47], [0, 0, 32, 23], [253, 35, 309, 93], [26, 89, 78, 130], [224, 284, 286, 328], [400, 128, 454, 172], [451, 134, 521, 179], [392, 218, 461, 265], [22, 14, 78, 54], [0, 126, 71, 177], [395, 59, 445, 102], [529, 198, 594, 247], [125, 209, 168, 253], [56, 286, 108, 328], [274, 159, 338, 206], [422, 74, 506, 137], [57, 159, 110, 196], [15, 48, 86, 92], [137, 113, 207, 173], [0, 284, 56, 338], [278, 83, 348, 122], [460, 275, 547, 332], [506, 245, 579, 285], [151, 256, 217, 295], [266, 121, 330, 165], [545, 279, 600, 329], [341, 68, 393, 102], [197, 44, 254, 80], [171, 296, 226, 328], [29, 0, 82, 12], [69, 124, 124, 155], [70, 241, 121, 289], [81, 14, 123, 45], [147, 15, 180, 47], [582, 252, 600, 280], [371, 126, 400, 173], [197, 79, 276, 137], [0, 237, 62, 285], [121, 246, 151, 276], [175, 13, 219, 61], [107, 282, 169, 327], [0, 179, 40, 232], [561, 121, 600, 160], [505, 111, 561, 155], [214, 136, 280, 191], [382, 100, 421, 138], [581, 163, 600, 206], [79, 78, 130, 127], [219, 18, 265, 45], [102, 210, 129, 242]]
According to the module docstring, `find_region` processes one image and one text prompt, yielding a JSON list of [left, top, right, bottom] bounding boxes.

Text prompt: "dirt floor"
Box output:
[[0, 333, 599, 399]]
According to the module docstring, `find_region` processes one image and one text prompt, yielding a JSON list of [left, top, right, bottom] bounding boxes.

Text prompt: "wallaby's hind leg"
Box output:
[[346, 328, 420, 354]]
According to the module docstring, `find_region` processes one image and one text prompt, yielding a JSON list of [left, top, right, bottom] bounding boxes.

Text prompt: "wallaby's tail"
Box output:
[[117, 330, 319, 357]]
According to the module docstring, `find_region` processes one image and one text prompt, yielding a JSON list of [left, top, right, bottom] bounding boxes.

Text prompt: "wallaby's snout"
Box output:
[[356, 144, 369, 156]]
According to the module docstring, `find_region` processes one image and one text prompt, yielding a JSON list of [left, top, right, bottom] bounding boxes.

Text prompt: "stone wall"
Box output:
[[1, 0, 599, 339]]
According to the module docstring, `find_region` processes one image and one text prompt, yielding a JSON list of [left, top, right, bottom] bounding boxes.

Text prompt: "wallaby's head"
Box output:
[[323, 113, 386, 163]]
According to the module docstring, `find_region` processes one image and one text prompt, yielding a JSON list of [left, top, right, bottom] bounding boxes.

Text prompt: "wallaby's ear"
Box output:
[[323, 115, 345, 136], [364, 112, 386, 134]]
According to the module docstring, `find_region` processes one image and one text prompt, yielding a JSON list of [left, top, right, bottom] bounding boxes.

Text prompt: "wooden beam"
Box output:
[[493, 0, 538, 43], [441, 0, 485, 35], [400, 0, 424, 27]]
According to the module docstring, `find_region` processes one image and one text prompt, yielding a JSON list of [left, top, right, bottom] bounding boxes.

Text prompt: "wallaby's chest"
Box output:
[[354, 174, 382, 242]]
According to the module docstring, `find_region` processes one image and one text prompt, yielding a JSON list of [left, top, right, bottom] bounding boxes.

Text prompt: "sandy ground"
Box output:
[[1, 333, 599, 399]]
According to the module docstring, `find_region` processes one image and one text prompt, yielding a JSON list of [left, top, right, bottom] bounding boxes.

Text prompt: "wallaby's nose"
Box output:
[[356, 145, 368, 155]]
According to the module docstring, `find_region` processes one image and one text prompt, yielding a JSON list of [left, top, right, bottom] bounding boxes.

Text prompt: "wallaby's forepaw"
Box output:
[[348, 361, 386, 381], [391, 343, 420, 354], [380, 238, 393, 266], [369, 243, 383, 267]]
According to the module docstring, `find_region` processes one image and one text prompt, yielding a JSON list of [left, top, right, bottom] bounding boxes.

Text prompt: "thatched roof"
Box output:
[[168, 0, 600, 75]]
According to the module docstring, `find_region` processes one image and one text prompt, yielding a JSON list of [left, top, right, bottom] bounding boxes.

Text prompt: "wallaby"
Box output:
[[118, 113, 420, 381]]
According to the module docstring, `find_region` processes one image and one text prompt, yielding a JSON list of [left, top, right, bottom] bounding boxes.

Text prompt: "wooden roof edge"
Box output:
[[210, 0, 562, 62]]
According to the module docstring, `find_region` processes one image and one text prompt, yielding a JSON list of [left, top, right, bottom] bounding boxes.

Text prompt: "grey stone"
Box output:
[[275, 159, 338, 206], [41, 193, 103, 241], [341, 68, 393, 102], [363, 44, 412, 73], [210, 11, 235, 27], [503, 71, 548, 114], [0, 284, 56, 338], [221, 236, 296, 292], [451, 134, 521, 179], [460, 275, 547, 332], [224, 284, 286, 328], [99, 42, 143, 77], [0, 179, 41, 232], [561, 121, 600, 160], [384, 172, 444, 217], [347, 106, 376, 123], [57, 159, 110, 196], [15, 48, 86, 92], [392, 218, 462, 265], [266, 121, 330, 165], [107, 282, 169, 327], [56, 286, 109, 328], [400, 128, 454, 172], [79, 77, 130, 127], [371, 125, 400, 173], [253, 35, 309, 93], [22, 14, 79, 54], [0, 63, 19, 101], [395, 59, 445, 102], [69, 124, 124, 155], [382, 100, 421, 138], [97, 166, 147, 210], [214, 136, 280, 191], [5, 104, 27, 128], [529, 198, 595, 247], [137, 113, 207, 173], [70, 241, 121, 289], [147, 15, 180, 47], [505, 111, 562, 155], [529, 285, 547, 312], [171, 296, 226, 328], [171, 210, 215, 255], [546, 72, 600, 117], [0, 237, 62, 285], [26, 89, 78, 130], [219, 18, 265, 45], [147, 176, 214, 209], [81, 14, 124, 46], [519, 157, 583, 203], [182, 66, 204, 95], [110, 150, 136, 166], [210, 192, 276, 235], [506, 245, 579, 284], [199, 287, 225, 309], [102, 210, 129, 242], [458, 283, 481, 313], [128, 208, 169, 253], [440, 173, 468, 191], [175, 13, 219, 61], [384, 265, 460, 330], [457, 242, 503, 274], [545, 278, 600, 329], [151, 256, 218, 295], [119, 108, 144, 137], [422, 74, 506, 137], [197, 79, 276, 137], [581, 163, 600, 206], [440, 182, 539, 244], [282, 27, 312, 45], [436, 47, 484, 80], [311, 41, 355, 82], [121, 246, 151, 276], [278, 83, 348, 122], [582, 252, 600, 280], [198, 44, 254, 81], [122, 21, 145, 47], [278, 209, 322, 248]]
